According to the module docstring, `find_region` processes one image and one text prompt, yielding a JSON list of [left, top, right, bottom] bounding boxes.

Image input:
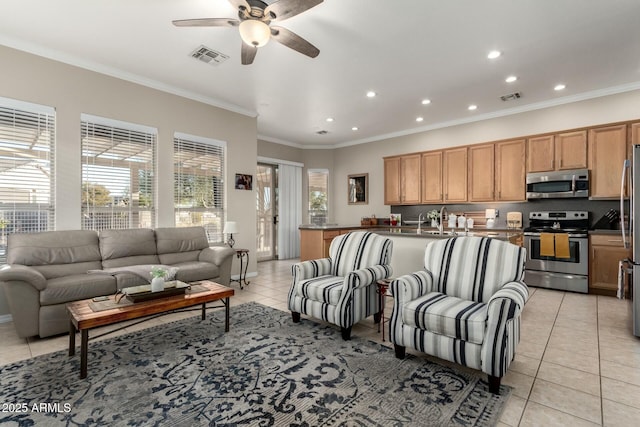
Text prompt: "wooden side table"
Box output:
[[230, 248, 250, 289], [376, 279, 392, 341]]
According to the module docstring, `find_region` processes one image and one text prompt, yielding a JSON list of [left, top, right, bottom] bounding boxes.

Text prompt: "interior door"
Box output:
[[256, 163, 278, 261]]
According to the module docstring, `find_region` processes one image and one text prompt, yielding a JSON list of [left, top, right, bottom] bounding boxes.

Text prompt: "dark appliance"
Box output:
[[526, 169, 589, 200], [524, 210, 590, 293]]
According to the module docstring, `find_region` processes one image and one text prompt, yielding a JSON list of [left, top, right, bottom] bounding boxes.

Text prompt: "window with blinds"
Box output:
[[0, 99, 55, 264], [174, 133, 225, 244], [81, 115, 156, 231], [308, 168, 328, 225]]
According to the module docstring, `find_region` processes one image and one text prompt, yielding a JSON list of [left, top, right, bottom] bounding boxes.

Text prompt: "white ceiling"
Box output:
[[1, 0, 640, 148]]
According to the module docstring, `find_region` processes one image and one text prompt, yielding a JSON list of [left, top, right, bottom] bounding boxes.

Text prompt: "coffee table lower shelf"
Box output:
[[67, 280, 234, 379]]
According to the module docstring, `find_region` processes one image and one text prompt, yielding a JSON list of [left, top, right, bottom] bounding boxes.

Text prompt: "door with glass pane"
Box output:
[[256, 163, 278, 261]]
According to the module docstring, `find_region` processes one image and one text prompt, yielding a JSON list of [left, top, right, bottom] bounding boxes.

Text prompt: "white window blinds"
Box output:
[[0, 99, 55, 264], [81, 116, 156, 230], [174, 133, 225, 243]]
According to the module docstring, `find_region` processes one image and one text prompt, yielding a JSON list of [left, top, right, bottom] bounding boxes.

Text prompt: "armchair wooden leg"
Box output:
[[488, 375, 501, 395], [373, 312, 382, 324], [291, 312, 301, 323], [341, 326, 352, 340], [394, 344, 406, 359]]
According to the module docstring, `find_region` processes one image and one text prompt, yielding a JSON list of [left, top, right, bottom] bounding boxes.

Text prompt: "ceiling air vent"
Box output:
[[190, 45, 229, 66], [500, 92, 522, 102], [316, 130, 328, 135]]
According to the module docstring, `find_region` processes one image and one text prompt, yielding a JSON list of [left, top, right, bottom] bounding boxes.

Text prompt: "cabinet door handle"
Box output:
[[608, 239, 623, 243]]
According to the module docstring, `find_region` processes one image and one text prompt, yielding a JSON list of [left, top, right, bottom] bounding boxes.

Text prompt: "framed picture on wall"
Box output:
[[348, 173, 368, 204], [235, 174, 253, 190]]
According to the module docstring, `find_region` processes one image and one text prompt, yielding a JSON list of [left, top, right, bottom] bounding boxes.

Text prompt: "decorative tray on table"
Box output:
[[116, 280, 190, 303]]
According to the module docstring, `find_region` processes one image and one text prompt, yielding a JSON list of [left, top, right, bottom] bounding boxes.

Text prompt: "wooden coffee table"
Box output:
[[67, 280, 234, 379]]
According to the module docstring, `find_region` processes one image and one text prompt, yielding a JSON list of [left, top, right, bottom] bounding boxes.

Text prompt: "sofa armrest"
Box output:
[[389, 271, 433, 306], [199, 246, 236, 266], [292, 258, 332, 284], [345, 265, 393, 290], [199, 246, 235, 286], [0, 264, 47, 291], [487, 281, 529, 321]]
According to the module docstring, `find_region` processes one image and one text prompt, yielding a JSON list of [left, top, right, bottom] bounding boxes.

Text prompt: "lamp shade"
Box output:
[[239, 20, 271, 47], [223, 221, 239, 234]]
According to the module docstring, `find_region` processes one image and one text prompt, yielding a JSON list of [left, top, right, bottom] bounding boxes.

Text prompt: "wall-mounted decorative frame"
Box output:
[[235, 173, 253, 190], [348, 173, 368, 205]]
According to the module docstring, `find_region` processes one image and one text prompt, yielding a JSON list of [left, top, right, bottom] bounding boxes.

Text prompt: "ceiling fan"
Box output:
[[173, 0, 323, 65]]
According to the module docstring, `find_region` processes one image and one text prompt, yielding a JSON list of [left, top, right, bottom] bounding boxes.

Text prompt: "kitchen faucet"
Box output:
[[417, 212, 426, 234], [439, 206, 448, 235]]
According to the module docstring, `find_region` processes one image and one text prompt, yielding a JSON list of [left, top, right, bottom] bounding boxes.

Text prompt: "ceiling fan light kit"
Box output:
[[173, 0, 323, 64]]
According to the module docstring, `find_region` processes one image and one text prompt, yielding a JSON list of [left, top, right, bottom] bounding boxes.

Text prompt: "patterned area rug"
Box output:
[[0, 302, 510, 426]]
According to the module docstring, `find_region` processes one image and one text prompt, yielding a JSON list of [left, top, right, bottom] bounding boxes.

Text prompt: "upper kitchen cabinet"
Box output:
[[443, 147, 468, 203], [527, 131, 587, 172], [421, 151, 443, 203], [495, 139, 526, 201], [384, 154, 421, 205], [468, 144, 495, 202], [589, 124, 628, 199]]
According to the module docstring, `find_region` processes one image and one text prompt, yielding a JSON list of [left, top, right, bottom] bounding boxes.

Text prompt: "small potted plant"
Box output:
[[150, 266, 168, 292], [427, 209, 440, 228]]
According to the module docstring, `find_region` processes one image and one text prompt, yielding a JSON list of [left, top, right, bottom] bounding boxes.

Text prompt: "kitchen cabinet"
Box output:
[[421, 151, 443, 203], [443, 147, 467, 203], [468, 144, 495, 202], [588, 124, 628, 199], [495, 139, 526, 201], [384, 154, 421, 205], [526, 131, 587, 172], [299, 228, 361, 261], [589, 234, 631, 297]]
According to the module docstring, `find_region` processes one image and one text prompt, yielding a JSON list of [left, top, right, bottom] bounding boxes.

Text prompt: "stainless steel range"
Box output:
[[524, 211, 589, 293]]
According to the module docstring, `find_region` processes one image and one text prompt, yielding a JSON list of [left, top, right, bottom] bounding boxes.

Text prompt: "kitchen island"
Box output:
[[299, 224, 523, 277]]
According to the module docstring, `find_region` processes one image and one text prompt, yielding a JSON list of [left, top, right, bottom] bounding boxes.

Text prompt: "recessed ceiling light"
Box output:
[[352, 126, 359, 131], [468, 105, 478, 111], [326, 117, 334, 122], [416, 117, 424, 122], [505, 76, 517, 83], [554, 84, 566, 91], [421, 99, 431, 105], [487, 50, 501, 59], [366, 91, 376, 98]]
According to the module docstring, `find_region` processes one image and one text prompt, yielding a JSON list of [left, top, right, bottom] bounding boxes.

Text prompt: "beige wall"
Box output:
[[331, 89, 640, 224], [0, 45, 258, 317]]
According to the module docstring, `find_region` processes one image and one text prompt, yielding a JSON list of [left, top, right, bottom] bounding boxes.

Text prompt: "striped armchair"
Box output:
[[288, 231, 393, 340], [389, 236, 528, 394]]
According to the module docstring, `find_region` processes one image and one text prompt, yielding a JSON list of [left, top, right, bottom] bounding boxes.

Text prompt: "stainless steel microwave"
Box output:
[[526, 169, 589, 199]]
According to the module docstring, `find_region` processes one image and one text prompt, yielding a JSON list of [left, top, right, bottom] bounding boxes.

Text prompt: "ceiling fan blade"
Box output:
[[270, 26, 319, 58], [172, 18, 239, 27], [264, 0, 323, 22], [241, 42, 258, 65]]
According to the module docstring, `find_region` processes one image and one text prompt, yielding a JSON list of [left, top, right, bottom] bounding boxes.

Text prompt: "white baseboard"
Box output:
[[0, 313, 13, 324], [230, 271, 257, 280]]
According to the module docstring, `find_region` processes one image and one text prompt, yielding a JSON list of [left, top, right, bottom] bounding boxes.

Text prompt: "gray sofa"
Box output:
[[0, 226, 235, 338]]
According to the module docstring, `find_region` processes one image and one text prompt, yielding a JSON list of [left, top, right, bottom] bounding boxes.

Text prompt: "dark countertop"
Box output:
[[299, 224, 523, 240]]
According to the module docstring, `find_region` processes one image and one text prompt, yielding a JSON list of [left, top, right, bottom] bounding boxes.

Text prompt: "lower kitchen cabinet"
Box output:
[[299, 228, 360, 261], [589, 234, 631, 296]]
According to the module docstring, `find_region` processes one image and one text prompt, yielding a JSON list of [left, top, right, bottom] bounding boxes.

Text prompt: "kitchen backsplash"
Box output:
[[392, 199, 624, 230]]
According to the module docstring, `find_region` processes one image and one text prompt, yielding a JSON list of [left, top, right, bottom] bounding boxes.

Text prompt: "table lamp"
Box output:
[[223, 221, 239, 248]]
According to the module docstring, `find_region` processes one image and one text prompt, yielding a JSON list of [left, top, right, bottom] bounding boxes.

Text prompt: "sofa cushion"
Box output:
[[329, 232, 392, 278], [403, 291, 488, 345], [293, 275, 344, 305], [40, 274, 116, 306], [155, 226, 209, 255], [99, 229, 158, 262], [171, 261, 220, 283], [8, 230, 102, 279], [159, 250, 201, 265]]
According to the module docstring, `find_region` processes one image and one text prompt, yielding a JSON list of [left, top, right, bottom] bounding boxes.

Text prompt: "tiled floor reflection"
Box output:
[[2, 259, 640, 426]]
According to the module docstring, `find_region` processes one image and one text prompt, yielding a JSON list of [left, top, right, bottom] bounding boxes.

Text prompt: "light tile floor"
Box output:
[[2, 259, 640, 426]]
